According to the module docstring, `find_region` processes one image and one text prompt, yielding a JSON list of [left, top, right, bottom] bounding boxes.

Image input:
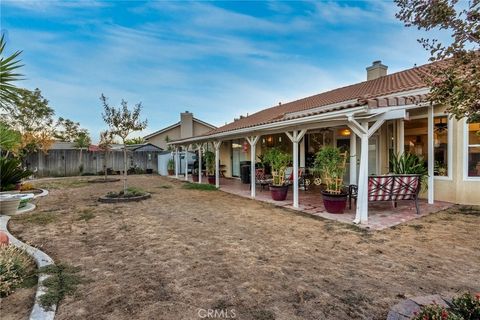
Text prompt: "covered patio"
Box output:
[[183, 176, 452, 230]]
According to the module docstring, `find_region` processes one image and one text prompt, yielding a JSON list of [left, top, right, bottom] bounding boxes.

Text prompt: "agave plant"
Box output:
[[389, 152, 428, 191], [0, 157, 32, 191]]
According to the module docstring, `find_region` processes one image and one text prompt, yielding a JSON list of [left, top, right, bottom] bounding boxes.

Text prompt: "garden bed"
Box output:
[[4, 176, 480, 320], [87, 178, 121, 184]]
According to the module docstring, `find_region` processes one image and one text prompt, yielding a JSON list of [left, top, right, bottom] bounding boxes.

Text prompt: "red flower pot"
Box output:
[[208, 175, 216, 185], [269, 185, 289, 201], [321, 191, 348, 214], [192, 174, 199, 182], [167, 169, 174, 176]]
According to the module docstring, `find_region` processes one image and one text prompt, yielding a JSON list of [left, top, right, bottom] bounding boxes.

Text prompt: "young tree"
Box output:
[[73, 131, 91, 174], [395, 0, 480, 122], [0, 34, 24, 111], [55, 117, 82, 142], [98, 130, 114, 181], [8, 88, 55, 155], [124, 136, 145, 145], [101, 94, 147, 192]]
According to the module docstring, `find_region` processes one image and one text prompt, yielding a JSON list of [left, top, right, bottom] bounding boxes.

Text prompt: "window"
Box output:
[[466, 122, 480, 178], [404, 116, 449, 176]]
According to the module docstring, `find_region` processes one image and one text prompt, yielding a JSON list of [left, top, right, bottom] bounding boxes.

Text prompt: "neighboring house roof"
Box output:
[[143, 117, 217, 139], [110, 143, 163, 152], [193, 61, 435, 138]]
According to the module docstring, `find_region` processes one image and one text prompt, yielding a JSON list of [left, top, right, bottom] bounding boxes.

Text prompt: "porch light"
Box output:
[[339, 128, 351, 136]]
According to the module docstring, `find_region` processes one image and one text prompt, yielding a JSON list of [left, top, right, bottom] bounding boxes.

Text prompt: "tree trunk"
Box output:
[[79, 148, 83, 174], [123, 144, 127, 193], [104, 151, 108, 181]]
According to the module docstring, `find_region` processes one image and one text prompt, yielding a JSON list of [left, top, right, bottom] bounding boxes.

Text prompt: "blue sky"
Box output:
[[1, 1, 440, 140]]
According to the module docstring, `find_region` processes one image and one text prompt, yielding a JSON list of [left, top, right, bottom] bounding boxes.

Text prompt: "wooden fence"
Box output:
[[24, 150, 160, 177]]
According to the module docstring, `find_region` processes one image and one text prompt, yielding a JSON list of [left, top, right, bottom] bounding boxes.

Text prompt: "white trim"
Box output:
[[463, 120, 480, 181], [427, 105, 434, 204]]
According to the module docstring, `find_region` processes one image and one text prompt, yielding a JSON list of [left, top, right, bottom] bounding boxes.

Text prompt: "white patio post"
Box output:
[[198, 143, 203, 184], [174, 147, 179, 179], [349, 131, 357, 185], [357, 122, 369, 223], [397, 119, 405, 154], [184, 144, 190, 181], [214, 141, 222, 188], [246, 136, 260, 198], [427, 105, 434, 204], [286, 129, 307, 208]]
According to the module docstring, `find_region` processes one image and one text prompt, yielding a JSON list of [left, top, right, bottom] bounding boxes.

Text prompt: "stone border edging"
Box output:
[[33, 189, 48, 198], [0, 215, 56, 320], [387, 294, 451, 320], [98, 193, 151, 203]]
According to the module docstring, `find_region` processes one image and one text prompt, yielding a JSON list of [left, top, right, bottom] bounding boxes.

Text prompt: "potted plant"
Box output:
[[390, 152, 428, 191], [263, 148, 292, 201], [314, 146, 348, 213], [167, 158, 175, 175], [192, 167, 199, 182], [204, 151, 216, 184]]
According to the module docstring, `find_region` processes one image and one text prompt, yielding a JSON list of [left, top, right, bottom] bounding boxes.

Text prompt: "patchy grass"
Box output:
[[38, 264, 82, 310], [408, 224, 424, 231], [156, 185, 172, 189], [77, 209, 95, 222], [0, 245, 37, 297], [105, 186, 148, 198], [34, 179, 90, 190], [11, 212, 58, 225], [182, 182, 217, 191]]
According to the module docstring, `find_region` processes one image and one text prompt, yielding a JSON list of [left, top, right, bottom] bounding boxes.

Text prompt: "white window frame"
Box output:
[[463, 120, 480, 181], [407, 114, 453, 180]]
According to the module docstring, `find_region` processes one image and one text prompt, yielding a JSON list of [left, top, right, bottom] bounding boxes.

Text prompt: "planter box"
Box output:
[[269, 185, 289, 201]]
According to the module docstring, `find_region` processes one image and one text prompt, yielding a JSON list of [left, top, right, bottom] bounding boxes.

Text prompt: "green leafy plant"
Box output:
[[389, 152, 428, 191], [204, 150, 215, 176], [450, 292, 480, 320], [106, 186, 147, 198], [0, 122, 21, 156], [262, 148, 292, 186], [0, 34, 24, 111], [314, 146, 347, 194], [0, 245, 36, 297], [182, 182, 217, 191], [0, 157, 32, 191], [167, 158, 175, 171]]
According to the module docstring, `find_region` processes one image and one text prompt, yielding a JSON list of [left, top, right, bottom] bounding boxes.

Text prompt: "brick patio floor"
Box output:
[[180, 176, 453, 230]]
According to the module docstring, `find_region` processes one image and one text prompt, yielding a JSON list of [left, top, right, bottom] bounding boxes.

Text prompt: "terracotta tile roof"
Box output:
[[203, 62, 435, 136]]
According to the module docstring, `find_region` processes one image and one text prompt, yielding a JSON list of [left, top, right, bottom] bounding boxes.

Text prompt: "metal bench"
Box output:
[[349, 174, 421, 214]]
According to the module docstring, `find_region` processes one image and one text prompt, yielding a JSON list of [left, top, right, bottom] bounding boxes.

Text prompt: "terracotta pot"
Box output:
[[0, 197, 21, 215], [192, 174, 199, 182], [321, 191, 348, 214], [269, 185, 289, 201], [167, 169, 175, 176], [208, 175, 216, 185], [0, 231, 9, 246]]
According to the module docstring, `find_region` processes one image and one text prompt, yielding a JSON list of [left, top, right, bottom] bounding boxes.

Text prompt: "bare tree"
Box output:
[[101, 94, 147, 192]]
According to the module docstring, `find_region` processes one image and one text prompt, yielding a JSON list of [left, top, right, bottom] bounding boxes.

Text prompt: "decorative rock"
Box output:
[[387, 295, 452, 320]]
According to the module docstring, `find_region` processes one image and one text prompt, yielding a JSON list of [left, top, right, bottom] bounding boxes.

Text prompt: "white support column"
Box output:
[[246, 136, 260, 198], [349, 131, 357, 185], [286, 129, 307, 208], [174, 147, 179, 179], [397, 119, 405, 155], [184, 144, 190, 181], [198, 143, 203, 184], [214, 141, 222, 188], [357, 122, 369, 223], [427, 105, 434, 204], [300, 137, 306, 168]]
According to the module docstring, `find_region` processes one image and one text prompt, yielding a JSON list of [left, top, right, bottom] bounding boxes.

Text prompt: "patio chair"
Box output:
[[254, 168, 272, 191], [285, 167, 306, 190]]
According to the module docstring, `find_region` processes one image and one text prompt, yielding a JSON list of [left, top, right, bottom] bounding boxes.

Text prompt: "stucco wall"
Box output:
[[146, 120, 214, 149]]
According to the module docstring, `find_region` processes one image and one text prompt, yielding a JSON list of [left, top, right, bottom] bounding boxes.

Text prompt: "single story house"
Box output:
[[144, 111, 216, 150], [169, 60, 480, 224]]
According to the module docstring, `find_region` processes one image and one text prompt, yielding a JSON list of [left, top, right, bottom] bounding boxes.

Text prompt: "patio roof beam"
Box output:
[[286, 129, 307, 208], [213, 141, 222, 188], [246, 136, 260, 198]]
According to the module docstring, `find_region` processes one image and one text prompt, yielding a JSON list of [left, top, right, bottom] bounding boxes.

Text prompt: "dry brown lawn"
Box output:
[[3, 175, 479, 320]]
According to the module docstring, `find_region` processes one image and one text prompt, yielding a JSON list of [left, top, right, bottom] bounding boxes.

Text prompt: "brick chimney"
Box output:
[[180, 111, 193, 139], [366, 60, 388, 81]]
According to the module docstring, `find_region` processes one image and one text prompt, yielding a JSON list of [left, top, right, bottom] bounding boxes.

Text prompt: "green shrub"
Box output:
[[106, 186, 147, 198], [450, 292, 480, 320], [314, 146, 347, 194], [182, 182, 217, 191], [412, 304, 462, 320], [0, 157, 32, 191], [262, 148, 292, 186], [0, 245, 36, 297]]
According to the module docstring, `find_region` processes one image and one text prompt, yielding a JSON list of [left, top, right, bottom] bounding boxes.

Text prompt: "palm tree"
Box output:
[[0, 34, 24, 111]]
